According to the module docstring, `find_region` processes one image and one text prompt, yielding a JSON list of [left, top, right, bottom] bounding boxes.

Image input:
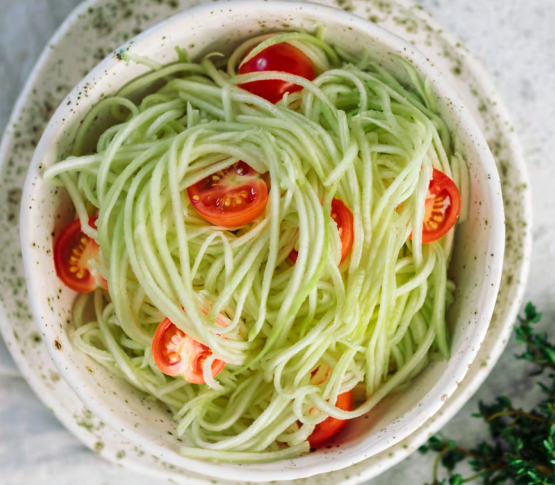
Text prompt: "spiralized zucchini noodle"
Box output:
[[44, 30, 469, 463]]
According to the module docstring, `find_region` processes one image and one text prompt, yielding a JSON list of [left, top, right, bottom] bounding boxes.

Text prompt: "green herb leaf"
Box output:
[[420, 303, 555, 484]]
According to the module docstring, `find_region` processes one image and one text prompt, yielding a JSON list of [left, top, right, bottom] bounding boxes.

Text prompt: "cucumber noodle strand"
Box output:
[[44, 32, 466, 462]]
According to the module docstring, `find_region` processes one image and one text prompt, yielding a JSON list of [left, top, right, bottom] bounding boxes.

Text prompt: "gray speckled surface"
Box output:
[[0, 0, 553, 484]]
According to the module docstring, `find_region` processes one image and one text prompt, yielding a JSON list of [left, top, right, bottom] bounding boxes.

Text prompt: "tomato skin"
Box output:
[[238, 43, 316, 104], [289, 198, 354, 265], [411, 168, 461, 243], [53, 217, 105, 293], [331, 198, 354, 263], [308, 390, 354, 447], [187, 161, 268, 228], [151, 318, 225, 384]]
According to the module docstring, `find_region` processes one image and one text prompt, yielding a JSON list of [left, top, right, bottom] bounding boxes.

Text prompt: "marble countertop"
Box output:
[[0, 0, 554, 484]]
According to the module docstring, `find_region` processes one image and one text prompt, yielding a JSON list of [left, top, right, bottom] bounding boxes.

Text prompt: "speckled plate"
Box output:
[[0, 0, 531, 484]]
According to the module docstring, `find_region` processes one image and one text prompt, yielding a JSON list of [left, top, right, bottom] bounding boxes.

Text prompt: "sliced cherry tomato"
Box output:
[[152, 317, 226, 384], [53, 217, 106, 293], [411, 168, 461, 243], [331, 198, 354, 263], [187, 161, 268, 228], [289, 198, 354, 264], [305, 364, 353, 447], [308, 390, 354, 447], [238, 43, 316, 104]]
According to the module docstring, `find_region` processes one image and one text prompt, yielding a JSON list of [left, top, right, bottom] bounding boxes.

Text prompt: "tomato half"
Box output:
[[238, 43, 316, 104], [411, 168, 461, 243], [152, 318, 226, 384], [289, 198, 354, 264], [308, 390, 354, 447], [187, 161, 268, 228], [53, 217, 106, 293]]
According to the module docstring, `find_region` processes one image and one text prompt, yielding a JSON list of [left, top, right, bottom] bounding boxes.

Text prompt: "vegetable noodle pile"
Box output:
[[44, 31, 469, 462]]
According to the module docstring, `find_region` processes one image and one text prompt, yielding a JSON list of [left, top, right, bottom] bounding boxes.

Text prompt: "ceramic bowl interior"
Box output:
[[20, 1, 505, 482]]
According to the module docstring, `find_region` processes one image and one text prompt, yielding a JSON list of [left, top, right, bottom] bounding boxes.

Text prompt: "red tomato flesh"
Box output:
[[53, 217, 106, 293], [289, 198, 354, 264], [152, 317, 225, 384], [412, 168, 461, 243], [331, 198, 354, 263], [187, 161, 268, 228], [305, 365, 353, 447], [238, 43, 316, 104], [308, 390, 354, 447]]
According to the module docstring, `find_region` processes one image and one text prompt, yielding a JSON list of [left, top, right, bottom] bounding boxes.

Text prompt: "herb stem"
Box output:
[[486, 409, 545, 423], [432, 446, 449, 485], [460, 465, 505, 483]]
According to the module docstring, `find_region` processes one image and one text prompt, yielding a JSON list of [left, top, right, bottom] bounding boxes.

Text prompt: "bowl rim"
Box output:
[[20, 0, 506, 481]]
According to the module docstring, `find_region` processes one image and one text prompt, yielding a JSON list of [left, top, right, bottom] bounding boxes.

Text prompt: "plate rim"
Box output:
[[0, 0, 532, 483]]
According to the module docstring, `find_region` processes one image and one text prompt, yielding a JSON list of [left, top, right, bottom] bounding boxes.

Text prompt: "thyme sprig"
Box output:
[[420, 303, 555, 484]]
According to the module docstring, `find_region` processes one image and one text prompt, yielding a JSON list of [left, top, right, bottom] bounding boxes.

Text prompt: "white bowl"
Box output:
[[20, 1, 505, 482]]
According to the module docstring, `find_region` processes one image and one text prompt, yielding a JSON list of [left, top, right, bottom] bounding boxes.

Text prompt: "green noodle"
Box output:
[[44, 31, 468, 462]]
